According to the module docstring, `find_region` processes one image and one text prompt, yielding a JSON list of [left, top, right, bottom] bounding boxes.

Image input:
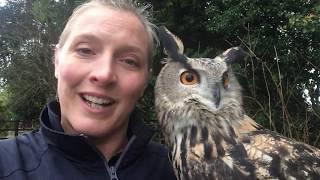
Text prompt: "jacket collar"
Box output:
[[39, 100, 154, 169]]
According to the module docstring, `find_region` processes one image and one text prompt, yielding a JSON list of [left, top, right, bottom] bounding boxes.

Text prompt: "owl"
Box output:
[[154, 27, 320, 180]]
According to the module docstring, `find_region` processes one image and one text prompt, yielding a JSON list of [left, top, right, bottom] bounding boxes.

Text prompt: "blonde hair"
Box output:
[[58, 0, 158, 63]]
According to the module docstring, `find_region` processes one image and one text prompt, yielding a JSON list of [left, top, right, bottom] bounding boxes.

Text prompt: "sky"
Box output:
[[0, 0, 6, 6]]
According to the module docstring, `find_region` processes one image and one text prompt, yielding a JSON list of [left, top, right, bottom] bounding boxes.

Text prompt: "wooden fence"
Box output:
[[0, 120, 39, 139]]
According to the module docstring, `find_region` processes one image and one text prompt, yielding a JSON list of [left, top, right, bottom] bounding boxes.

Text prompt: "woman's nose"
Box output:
[[89, 55, 117, 86]]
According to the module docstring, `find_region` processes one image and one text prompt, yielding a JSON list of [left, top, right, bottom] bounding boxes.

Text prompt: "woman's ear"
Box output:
[[54, 46, 60, 79], [139, 72, 150, 98]]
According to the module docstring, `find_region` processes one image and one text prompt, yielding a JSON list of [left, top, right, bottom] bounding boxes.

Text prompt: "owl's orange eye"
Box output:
[[180, 70, 199, 85], [222, 71, 229, 89]]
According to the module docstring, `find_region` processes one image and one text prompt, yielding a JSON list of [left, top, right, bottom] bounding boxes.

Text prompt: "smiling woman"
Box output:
[[0, 0, 176, 180], [54, 7, 150, 142]]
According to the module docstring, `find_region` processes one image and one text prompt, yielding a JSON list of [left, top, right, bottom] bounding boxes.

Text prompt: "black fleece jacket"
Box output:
[[0, 100, 176, 180]]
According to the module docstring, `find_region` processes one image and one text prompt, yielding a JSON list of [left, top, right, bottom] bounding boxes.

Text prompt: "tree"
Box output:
[[147, 0, 320, 146], [0, 89, 11, 137], [0, 0, 84, 124], [203, 0, 320, 146], [0, 0, 319, 147]]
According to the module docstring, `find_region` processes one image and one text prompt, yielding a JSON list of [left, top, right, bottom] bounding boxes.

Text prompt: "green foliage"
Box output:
[[0, 89, 11, 136], [0, 0, 319, 147], [203, 0, 320, 146], [0, 0, 85, 123], [145, 0, 320, 145], [0, 89, 10, 120]]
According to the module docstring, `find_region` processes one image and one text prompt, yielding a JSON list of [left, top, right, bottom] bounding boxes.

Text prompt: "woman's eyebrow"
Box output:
[[118, 45, 145, 55], [72, 33, 101, 43], [70, 33, 147, 58]]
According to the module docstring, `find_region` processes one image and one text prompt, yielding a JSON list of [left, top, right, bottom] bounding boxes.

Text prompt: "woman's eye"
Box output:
[[76, 48, 95, 56], [121, 58, 139, 67]]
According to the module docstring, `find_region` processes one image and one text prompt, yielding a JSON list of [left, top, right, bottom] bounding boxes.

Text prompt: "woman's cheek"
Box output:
[[59, 63, 84, 87], [123, 73, 148, 97]]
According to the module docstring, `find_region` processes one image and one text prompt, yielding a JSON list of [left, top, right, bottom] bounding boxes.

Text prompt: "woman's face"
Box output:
[[54, 7, 149, 138]]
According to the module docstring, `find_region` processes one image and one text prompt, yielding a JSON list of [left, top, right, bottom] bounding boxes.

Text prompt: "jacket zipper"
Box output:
[[82, 135, 137, 180], [106, 135, 137, 180], [109, 166, 119, 180], [80, 136, 118, 180], [102, 155, 119, 180]]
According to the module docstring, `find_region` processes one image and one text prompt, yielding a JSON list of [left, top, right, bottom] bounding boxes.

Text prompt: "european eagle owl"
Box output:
[[154, 27, 320, 180]]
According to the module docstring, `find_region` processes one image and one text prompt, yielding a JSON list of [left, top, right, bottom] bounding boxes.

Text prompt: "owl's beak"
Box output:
[[213, 84, 221, 108]]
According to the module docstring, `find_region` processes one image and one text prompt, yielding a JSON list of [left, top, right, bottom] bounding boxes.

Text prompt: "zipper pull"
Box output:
[[110, 166, 119, 180]]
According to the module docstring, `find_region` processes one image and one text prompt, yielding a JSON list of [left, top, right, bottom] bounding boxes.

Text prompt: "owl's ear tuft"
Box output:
[[222, 47, 246, 64], [158, 26, 184, 58]]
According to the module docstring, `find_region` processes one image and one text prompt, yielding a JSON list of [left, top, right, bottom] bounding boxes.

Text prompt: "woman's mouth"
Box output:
[[81, 94, 115, 109]]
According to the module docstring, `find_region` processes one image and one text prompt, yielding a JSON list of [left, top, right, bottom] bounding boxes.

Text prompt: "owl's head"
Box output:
[[155, 27, 245, 114]]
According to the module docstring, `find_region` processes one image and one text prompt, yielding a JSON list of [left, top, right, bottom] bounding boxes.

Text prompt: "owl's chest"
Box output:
[[169, 126, 257, 180]]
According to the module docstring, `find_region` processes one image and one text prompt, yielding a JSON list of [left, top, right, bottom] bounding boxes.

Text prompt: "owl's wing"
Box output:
[[234, 115, 263, 135], [235, 116, 320, 179]]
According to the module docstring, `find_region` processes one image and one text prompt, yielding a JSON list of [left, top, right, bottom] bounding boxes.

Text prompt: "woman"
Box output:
[[0, 0, 176, 179]]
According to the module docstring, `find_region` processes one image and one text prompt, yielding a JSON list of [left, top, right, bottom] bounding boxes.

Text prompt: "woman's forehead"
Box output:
[[66, 7, 149, 47], [73, 7, 145, 31]]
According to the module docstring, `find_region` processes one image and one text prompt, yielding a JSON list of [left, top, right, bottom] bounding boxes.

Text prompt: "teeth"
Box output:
[[83, 95, 112, 105], [87, 102, 104, 109]]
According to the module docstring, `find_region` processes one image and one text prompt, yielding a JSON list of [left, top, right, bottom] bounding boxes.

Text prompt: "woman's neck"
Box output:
[[87, 124, 129, 160]]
